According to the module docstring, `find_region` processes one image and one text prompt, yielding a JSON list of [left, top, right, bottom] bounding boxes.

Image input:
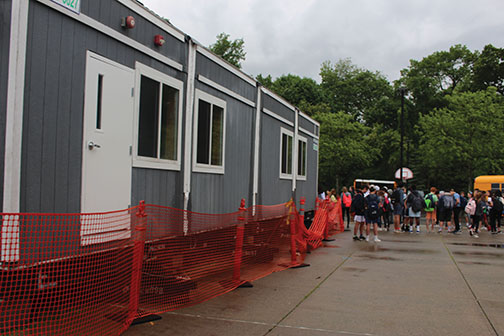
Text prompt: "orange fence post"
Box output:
[[127, 201, 147, 326], [233, 199, 253, 288], [283, 198, 310, 269]]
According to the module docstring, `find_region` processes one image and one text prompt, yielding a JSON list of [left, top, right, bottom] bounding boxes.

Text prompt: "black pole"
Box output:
[[400, 88, 405, 184]]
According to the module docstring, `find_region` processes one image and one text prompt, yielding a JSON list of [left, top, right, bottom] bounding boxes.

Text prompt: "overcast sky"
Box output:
[[141, 0, 504, 82]]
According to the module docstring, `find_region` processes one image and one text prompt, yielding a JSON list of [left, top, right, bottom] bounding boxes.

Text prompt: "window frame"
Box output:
[[192, 89, 227, 174], [297, 135, 308, 181], [279, 127, 294, 180], [133, 62, 184, 171]]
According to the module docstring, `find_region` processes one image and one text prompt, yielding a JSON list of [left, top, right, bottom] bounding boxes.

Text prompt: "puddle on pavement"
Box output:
[[358, 245, 437, 254], [357, 253, 401, 261], [458, 261, 492, 266], [452, 251, 503, 258], [449, 242, 504, 249], [341, 267, 367, 272]]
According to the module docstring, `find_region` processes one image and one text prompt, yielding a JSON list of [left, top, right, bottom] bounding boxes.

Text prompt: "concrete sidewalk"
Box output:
[[125, 226, 504, 336]]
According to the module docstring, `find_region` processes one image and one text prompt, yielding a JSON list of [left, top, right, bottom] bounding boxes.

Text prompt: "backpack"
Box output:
[[492, 197, 503, 215], [342, 193, 352, 207], [351, 194, 365, 215], [411, 192, 424, 213], [391, 189, 401, 204], [465, 199, 476, 215], [366, 194, 380, 219], [424, 193, 434, 210], [442, 195, 454, 210]]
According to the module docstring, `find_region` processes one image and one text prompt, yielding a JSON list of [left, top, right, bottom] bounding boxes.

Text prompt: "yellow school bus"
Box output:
[[474, 175, 504, 192]]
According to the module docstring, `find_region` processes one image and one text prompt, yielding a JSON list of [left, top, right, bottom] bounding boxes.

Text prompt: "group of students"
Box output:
[[424, 187, 503, 238], [321, 183, 503, 242]]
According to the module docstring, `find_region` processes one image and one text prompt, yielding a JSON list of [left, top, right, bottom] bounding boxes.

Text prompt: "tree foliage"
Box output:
[[314, 112, 379, 190], [417, 87, 504, 190], [209, 33, 246, 68], [252, 43, 504, 192]]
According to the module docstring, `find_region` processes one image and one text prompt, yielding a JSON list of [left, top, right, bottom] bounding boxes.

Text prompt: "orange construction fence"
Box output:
[[0, 198, 339, 335]]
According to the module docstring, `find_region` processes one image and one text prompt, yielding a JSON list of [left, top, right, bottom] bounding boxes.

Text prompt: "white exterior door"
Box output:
[[81, 53, 134, 214]]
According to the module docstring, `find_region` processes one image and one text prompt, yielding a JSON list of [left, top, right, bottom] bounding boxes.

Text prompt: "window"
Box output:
[[297, 137, 307, 180], [193, 90, 226, 174], [134, 63, 183, 170], [280, 128, 293, 179]]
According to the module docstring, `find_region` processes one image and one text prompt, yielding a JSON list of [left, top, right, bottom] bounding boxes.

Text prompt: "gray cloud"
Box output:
[[143, 0, 504, 82]]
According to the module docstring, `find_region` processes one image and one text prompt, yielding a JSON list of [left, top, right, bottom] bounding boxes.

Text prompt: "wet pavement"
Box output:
[[125, 224, 504, 336]]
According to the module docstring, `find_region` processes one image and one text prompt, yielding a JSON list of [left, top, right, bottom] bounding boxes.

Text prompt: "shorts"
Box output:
[[393, 204, 403, 216], [366, 217, 379, 224], [354, 215, 365, 223], [440, 209, 452, 222], [425, 211, 436, 220], [408, 208, 421, 218]]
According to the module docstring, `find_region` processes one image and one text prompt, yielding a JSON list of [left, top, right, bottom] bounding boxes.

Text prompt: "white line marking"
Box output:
[[164, 312, 375, 336]]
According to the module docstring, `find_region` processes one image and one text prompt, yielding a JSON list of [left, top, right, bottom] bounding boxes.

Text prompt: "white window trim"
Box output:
[[297, 135, 308, 181], [280, 128, 294, 180], [193, 89, 227, 174], [133, 62, 184, 171]]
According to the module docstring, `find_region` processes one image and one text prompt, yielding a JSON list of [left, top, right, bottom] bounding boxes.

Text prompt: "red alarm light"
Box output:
[[154, 34, 165, 46], [121, 16, 135, 29]]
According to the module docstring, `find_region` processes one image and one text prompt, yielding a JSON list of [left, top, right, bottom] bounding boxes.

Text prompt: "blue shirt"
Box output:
[[454, 192, 461, 207]]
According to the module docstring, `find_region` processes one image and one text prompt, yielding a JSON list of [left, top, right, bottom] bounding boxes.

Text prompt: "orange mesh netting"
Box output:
[[0, 201, 299, 335]]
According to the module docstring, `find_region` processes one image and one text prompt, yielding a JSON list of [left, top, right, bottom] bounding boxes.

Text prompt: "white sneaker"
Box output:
[[416, 227, 420, 233], [365, 236, 370, 242], [373, 236, 381, 242]]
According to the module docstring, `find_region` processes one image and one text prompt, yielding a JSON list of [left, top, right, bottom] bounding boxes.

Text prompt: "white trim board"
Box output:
[[183, 40, 197, 210], [116, 0, 186, 42], [37, 0, 183, 72], [196, 46, 257, 88], [198, 75, 255, 108], [262, 108, 294, 127], [299, 126, 319, 140], [261, 87, 296, 112], [2, 0, 30, 262]]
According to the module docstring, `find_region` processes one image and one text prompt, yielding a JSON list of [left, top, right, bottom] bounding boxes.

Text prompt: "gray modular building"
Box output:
[[1, 0, 319, 219]]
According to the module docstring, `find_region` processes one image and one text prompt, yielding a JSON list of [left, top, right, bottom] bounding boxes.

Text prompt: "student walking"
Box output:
[[391, 183, 404, 233], [365, 186, 381, 242], [438, 191, 454, 233], [489, 190, 503, 234], [341, 187, 352, 229], [351, 188, 366, 241], [424, 187, 438, 232], [405, 185, 423, 233], [452, 189, 462, 234]]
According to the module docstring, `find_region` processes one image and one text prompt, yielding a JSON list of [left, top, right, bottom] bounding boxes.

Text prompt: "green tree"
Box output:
[[417, 87, 504, 190], [399, 44, 476, 116], [472, 44, 504, 94], [255, 74, 274, 89], [209, 33, 246, 68], [320, 59, 395, 126], [314, 112, 379, 190]]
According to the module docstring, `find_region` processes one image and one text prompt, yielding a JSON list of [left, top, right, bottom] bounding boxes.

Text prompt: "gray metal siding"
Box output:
[[20, 2, 186, 213], [299, 115, 317, 134], [196, 53, 256, 103], [132, 168, 182, 208], [258, 114, 293, 206], [261, 93, 295, 124], [0, 0, 11, 212], [81, 0, 186, 66], [190, 82, 255, 214]]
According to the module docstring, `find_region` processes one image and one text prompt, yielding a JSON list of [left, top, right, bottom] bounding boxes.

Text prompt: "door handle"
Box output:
[[88, 141, 101, 150]]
